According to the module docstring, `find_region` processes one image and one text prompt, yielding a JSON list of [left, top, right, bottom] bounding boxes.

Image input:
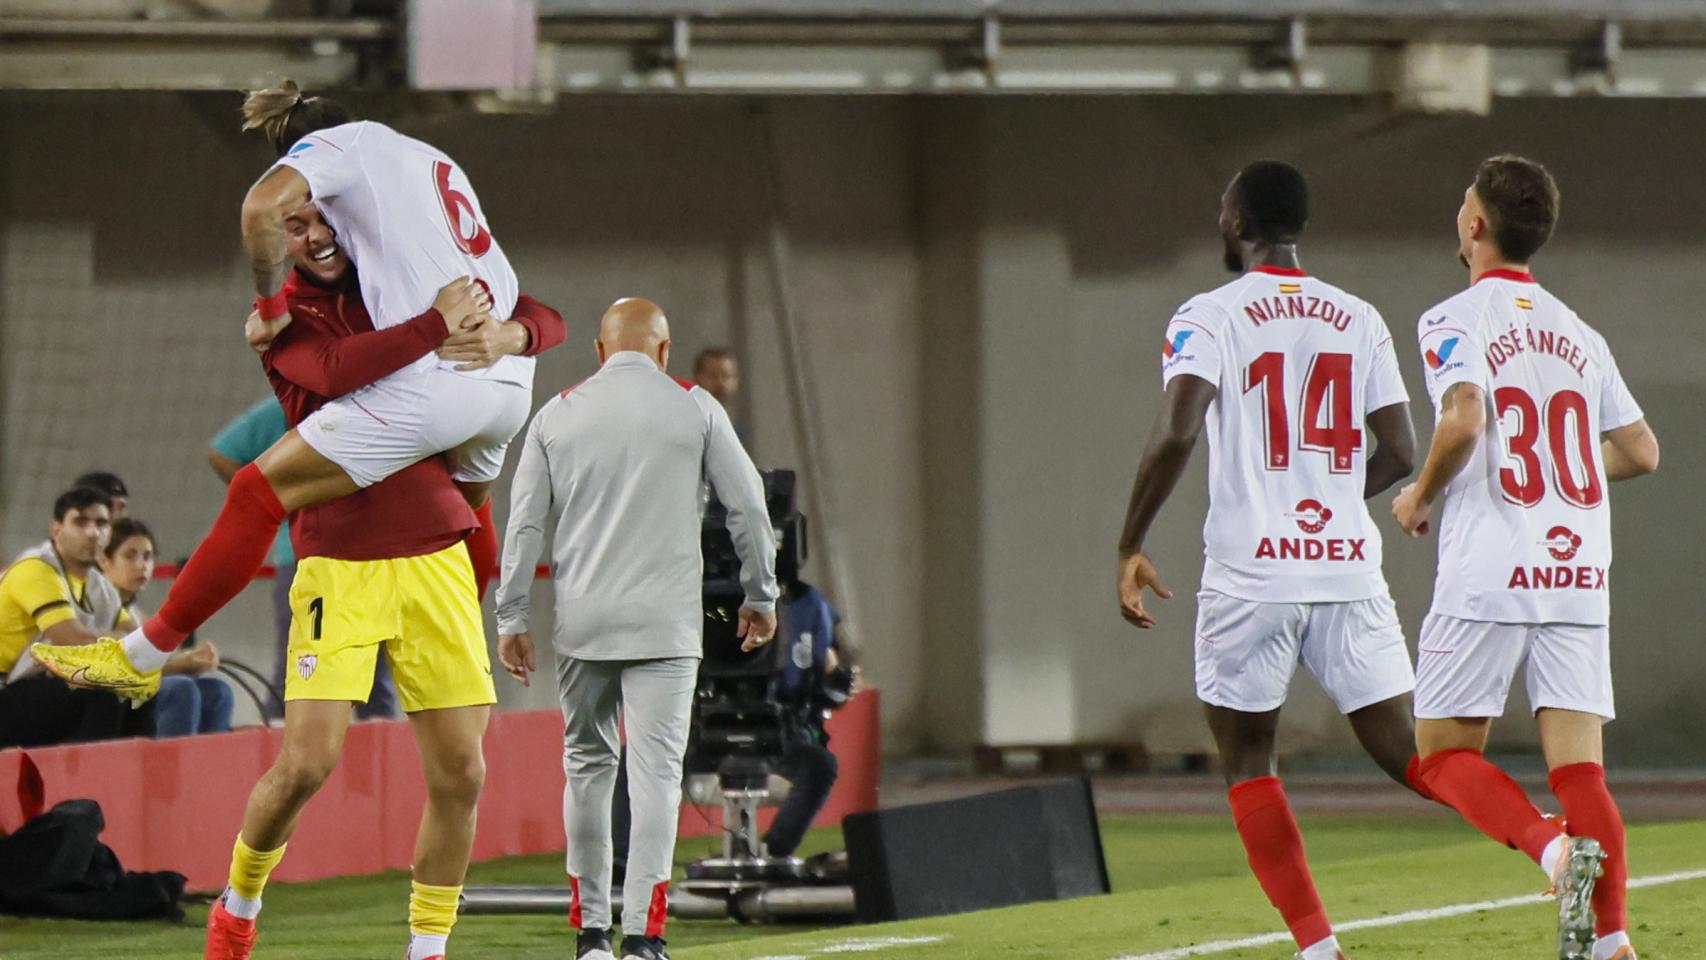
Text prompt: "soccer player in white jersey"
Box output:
[[34, 81, 540, 702], [1393, 156, 1660, 960], [1117, 161, 1428, 960]]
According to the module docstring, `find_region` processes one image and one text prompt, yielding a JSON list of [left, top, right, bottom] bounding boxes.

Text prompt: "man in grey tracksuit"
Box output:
[[494, 297, 778, 960]]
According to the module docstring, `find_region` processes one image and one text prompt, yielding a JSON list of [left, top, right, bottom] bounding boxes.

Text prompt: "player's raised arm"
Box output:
[[240, 165, 309, 303], [1393, 382, 1485, 536], [1115, 373, 1216, 628], [239, 80, 353, 310]]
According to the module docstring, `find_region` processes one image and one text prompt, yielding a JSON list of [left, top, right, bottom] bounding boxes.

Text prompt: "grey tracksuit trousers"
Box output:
[[498, 353, 779, 939], [558, 655, 697, 937]]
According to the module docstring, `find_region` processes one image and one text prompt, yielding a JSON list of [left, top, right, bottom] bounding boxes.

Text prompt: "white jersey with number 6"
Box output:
[[1416, 270, 1643, 626], [1162, 266, 1409, 604], [275, 120, 529, 389]]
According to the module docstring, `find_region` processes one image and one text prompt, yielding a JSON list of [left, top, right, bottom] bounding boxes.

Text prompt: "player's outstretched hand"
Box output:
[[737, 605, 778, 652], [1117, 552, 1172, 629], [433, 276, 490, 332], [244, 307, 292, 356], [497, 632, 537, 687], [1391, 482, 1432, 537]]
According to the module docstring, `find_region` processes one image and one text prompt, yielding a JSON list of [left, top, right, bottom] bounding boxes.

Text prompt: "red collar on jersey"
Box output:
[[1248, 264, 1308, 278], [1475, 268, 1536, 284]]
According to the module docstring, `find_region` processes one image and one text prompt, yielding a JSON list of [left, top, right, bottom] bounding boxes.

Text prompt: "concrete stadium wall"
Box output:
[[0, 93, 1698, 763]]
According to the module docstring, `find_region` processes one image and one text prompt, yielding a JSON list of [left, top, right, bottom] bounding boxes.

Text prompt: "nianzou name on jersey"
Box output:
[[1242, 294, 1354, 332]]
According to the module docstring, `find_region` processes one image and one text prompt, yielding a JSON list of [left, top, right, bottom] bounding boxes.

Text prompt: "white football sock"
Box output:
[[120, 627, 171, 672], [1300, 934, 1342, 959], [1540, 835, 1566, 879], [407, 933, 448, 960], [1593, 930, 1632, 959], [221, 888, 263, 920]]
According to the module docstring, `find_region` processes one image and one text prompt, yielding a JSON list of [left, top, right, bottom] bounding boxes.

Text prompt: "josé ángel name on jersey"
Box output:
[[1415, 270, 1643, 626]]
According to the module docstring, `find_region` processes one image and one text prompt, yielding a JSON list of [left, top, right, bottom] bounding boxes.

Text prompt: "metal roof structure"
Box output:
[[3, 0, 1706, 105]]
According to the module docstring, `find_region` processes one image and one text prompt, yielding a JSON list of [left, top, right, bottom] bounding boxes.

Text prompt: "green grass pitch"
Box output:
[[3, 815, 1701, 959]]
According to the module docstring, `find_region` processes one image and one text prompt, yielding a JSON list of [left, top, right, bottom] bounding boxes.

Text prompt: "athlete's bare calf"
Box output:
[[238, 701, 489, 881], [1208, 695, 1416, 789]]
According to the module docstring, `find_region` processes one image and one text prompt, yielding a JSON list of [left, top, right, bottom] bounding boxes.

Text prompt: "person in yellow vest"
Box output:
[[0, 486, 146, 747]]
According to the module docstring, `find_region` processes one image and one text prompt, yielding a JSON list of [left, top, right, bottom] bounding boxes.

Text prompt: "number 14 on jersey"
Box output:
[[1245, 352, 1362, 473]]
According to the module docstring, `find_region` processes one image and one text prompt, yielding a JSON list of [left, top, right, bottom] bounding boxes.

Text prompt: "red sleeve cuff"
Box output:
[[513, 294, 567, 357], [256, 290, 290, 321]]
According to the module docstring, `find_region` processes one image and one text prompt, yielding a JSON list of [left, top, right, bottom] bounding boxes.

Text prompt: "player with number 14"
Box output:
[[1116, 161, 1432, 960]]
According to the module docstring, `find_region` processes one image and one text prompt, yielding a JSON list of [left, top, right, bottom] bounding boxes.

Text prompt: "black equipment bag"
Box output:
[[0, 798, 185, 921]]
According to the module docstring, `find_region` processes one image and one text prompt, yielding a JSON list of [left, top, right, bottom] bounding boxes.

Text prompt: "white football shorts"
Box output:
[[1414, 613, 1613, 722], [1194, 589, 1414, 714], [298, 365, 531, 487]]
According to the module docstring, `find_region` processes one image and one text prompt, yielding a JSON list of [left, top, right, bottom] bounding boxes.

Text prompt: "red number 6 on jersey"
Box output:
[[434, 160, 493, 258]]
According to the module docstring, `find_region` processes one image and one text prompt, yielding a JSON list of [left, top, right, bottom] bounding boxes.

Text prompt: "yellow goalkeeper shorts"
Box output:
[[283, 541, 495, 713]]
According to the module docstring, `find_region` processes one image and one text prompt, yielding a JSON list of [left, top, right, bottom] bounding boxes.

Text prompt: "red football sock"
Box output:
[[467, 501, 499, 602], [1550, 762, 1626, 935], [1228, 776, 1332, 950], [145, 463, 287, 650], [1418, 749, 1561, 863], [1405, 753, 1441, 804]]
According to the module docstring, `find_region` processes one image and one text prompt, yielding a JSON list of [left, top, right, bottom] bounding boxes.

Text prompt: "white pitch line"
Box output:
[[821, 936, 948, 953], [1112, 868, 1706, 960], [752, 935, 949, 959]]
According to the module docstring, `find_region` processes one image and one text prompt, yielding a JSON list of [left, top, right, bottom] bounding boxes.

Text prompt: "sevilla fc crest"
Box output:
[[297, 654, 318, 680]]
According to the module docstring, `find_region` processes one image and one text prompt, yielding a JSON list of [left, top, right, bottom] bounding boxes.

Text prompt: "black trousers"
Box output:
[[611, 739, 838, 862], [762, 741, 839, 857], [0, 675, 153, 749]]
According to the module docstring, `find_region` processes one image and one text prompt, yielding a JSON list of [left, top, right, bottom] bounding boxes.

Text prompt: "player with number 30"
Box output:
[[1395, 156, 1659, 960]]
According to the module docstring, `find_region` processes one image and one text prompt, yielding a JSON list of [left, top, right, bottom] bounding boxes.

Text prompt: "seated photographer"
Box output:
[[612, 575, 854, 864], [762, 575, 854, 856]]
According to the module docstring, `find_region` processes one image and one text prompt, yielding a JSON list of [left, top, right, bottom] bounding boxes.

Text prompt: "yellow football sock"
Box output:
[[408, 880, 462, 937], [228, 834, 287, 901]]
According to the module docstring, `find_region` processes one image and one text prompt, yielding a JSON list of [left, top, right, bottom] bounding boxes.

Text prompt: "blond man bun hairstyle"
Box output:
[[240, 79, 352, 156]]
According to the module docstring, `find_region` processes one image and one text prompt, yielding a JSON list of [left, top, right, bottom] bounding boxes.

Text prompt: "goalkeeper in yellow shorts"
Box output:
[[199, 196, 566, 960]]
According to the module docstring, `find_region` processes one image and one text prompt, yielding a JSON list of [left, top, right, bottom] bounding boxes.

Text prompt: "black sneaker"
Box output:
[[620, 935, 670, 960], [575, 927, 616, 960]]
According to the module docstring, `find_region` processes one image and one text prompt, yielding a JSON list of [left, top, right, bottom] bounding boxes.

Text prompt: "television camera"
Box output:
[[682, 469, 854, 920]]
